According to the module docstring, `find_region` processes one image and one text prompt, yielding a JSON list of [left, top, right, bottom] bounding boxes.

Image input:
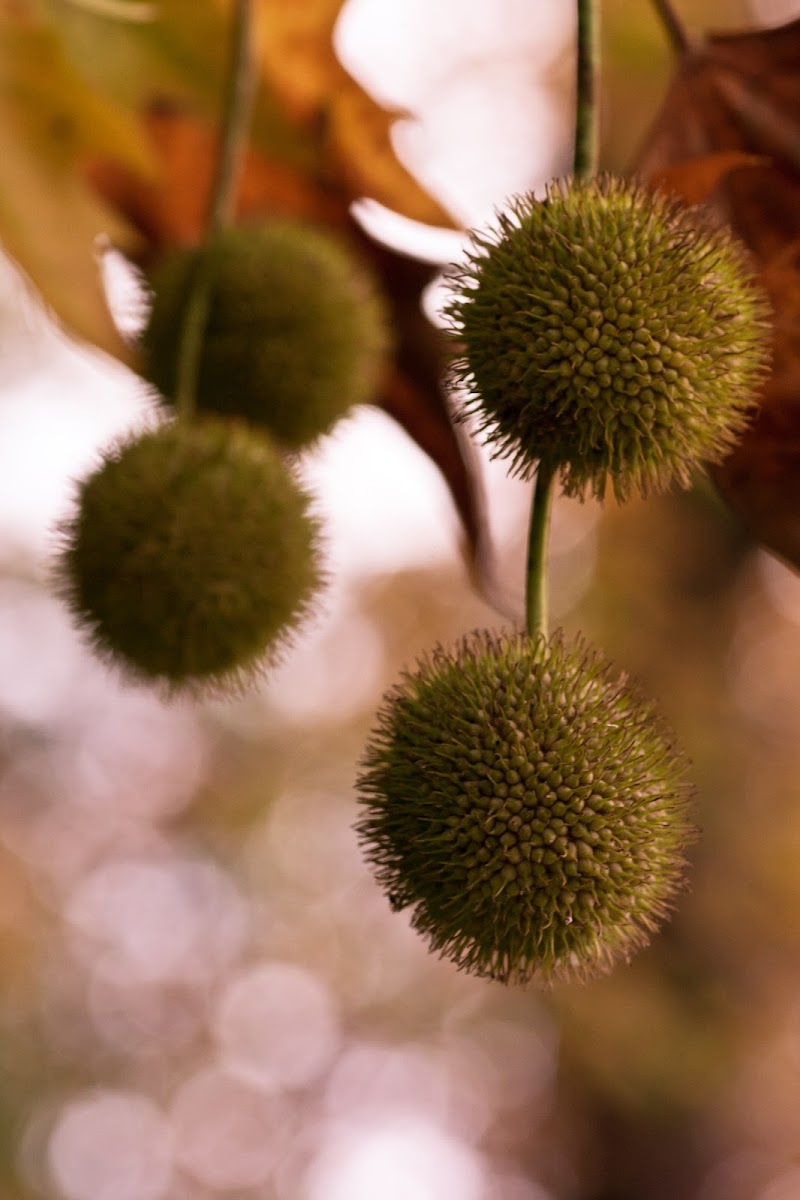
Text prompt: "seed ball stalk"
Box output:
[[357, 628, 695, 987]]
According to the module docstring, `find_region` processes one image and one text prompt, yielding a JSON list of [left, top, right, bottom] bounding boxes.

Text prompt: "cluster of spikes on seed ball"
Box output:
[[55, 419, 322, 694], [445, 174, 771, 500], [357, 630, 695, 986], [141, 219, 389, 450]]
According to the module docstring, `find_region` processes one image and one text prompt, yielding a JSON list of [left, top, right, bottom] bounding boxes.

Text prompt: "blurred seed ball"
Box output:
[[56, 419, 323, 692], [357, 629, 695, 986], [445, 175, 771, 499], [140, 220, 390, 449]]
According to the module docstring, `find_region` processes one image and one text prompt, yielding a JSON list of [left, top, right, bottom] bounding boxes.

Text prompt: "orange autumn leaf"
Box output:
[[86, 105, 351, 265], [252, 0, 455, 229], [648, 150, 765, 207]]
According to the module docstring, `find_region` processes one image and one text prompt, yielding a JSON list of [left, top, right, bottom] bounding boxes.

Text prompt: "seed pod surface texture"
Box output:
[[357, 629, 694, 986], [57, 420, 322, 692], [446, 175, 770, 498], [142, 220, 389, 449]]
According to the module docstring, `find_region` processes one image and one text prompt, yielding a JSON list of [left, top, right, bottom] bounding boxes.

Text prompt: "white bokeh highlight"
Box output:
[[47, 1091, 173, 1200], [214, 962, 340, 1092], [337, 0, 574, 223], [171, 1067, 292, 1190], [66, 855, 249, 986], [304, 1116, 486, 1200], [751, 0, 800, 25]]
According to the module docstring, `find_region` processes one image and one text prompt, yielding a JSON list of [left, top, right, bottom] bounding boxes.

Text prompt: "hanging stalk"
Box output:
[[650, 0, 690, 56], [574, 0, 600, 181], [525, 459, 556, 638], [173, 0, 257, 421], [524, 0, 599, 638]]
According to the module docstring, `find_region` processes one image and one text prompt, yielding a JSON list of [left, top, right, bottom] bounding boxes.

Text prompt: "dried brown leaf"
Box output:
[[649, 150, 765, 206], [635, 17, 800, 259], [636, 16, 800, 569]]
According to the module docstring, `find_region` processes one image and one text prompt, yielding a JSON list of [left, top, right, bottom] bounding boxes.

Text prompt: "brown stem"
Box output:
[[174, 0, 257, 421], [651, 0, 690, 55]]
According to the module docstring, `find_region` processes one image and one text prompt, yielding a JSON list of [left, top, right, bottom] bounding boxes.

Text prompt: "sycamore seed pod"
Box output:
[[357, 629, 695, 986], [141, 220, 389, 449], [445, 175, 771, 499], [55, 419, 322, 693]]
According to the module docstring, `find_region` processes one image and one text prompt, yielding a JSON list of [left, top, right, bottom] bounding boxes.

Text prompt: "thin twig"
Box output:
[[174, 0, 257, 420], [574, 0, 600, 179], [650, 0, 690, 55], [208, 0, 258, 235], [525, 461, 555, 639], [523, 0, 600, 637]]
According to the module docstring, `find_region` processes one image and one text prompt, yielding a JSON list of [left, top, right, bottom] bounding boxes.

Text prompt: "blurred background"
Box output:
[[1, 0, 800, 1198]]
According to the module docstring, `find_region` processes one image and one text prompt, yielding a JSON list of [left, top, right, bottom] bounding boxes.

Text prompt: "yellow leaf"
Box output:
[[0, 14, 155, 361], [256, 0, 457, 228], [47, 0, 455, 229], [43, 0, 316, 171]]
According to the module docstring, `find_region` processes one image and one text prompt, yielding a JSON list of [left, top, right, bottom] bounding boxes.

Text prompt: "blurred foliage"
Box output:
[[0, 2, 798, 1200]]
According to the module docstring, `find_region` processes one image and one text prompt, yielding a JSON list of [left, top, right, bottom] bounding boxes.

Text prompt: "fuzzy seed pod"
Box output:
[[141, 220, 389, 449], [55, 419, 322, 692], [445, 175, 770, 499], [357, 629, 695, 986]]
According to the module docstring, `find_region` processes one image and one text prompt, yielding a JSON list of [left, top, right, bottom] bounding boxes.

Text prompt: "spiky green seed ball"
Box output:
[[55, 419, 322, 692], [357, 629, 694, 986], [140, 220, 389, 449], [445, 175, 770, 499]]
